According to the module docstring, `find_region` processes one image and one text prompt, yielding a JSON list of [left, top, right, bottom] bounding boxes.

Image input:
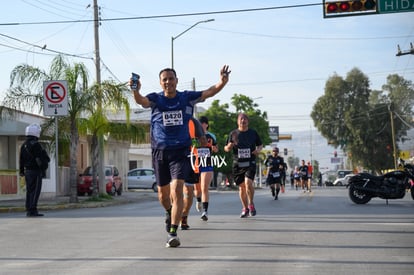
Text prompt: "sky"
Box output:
[[1, 0, 413, 137]]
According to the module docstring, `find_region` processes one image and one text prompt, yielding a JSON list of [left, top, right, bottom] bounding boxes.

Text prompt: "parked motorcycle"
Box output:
[[348, 159, 414, 204]]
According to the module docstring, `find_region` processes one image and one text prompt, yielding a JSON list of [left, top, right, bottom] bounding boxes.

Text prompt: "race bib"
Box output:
[[238, 148, 251, 159], [238, 161, 250, 168], [197, 148, 210, 158], [162, 110, 183, 126], [272, 172, 280, 178]]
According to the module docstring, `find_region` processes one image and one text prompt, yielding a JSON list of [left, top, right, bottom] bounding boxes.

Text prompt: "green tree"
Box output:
[[77, 80, 144, 198], [199, 100, 233, 182], [2, 55, 145, 201], [200, 94, 271, 184], [3, 55, 93, 202], [311, 68, 414, 173], [231, 94, 271, 146], [382, 74, 414, 141]]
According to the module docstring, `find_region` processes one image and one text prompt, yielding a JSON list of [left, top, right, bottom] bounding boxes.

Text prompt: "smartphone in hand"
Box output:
[[131, 72, 140, 90]]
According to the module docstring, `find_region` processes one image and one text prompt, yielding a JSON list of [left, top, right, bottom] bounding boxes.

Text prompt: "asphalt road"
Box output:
[[1, 187, 413, 275]]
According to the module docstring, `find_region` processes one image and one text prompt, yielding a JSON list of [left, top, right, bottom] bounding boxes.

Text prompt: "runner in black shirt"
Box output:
[[264, 147, 286, 200], [299, 160, 309, 192], [224, 113, 263, 218]]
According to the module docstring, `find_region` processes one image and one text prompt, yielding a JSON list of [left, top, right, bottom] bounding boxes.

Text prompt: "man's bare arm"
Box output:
[[201, 65, 231, 101]]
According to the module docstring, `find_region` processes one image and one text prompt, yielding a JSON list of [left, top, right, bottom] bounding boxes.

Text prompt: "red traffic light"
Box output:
[[324, 0, 377, 17], [339, 2, 351, 11], [326, 3, 338, 13]]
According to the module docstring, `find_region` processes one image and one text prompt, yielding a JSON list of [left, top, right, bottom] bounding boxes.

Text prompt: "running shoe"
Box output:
[[181, 223, 190, 230], [249, 204, 257, 216], [165, 212, 171, 233], [201, 211, 208, 221], [274, 195, 278, 200], [196, 201, 202, 212], [181, 216, 190, 230], [240, 208, 249, 218], [166, 234, 181, 248]]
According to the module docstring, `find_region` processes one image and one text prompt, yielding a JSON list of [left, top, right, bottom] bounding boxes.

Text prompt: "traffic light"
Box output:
[[323, 0, 378, 18], [284, 148, 288, 156]]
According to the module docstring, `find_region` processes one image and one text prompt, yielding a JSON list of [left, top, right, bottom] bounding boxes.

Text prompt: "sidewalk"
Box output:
[[0, 190, 158, 214]]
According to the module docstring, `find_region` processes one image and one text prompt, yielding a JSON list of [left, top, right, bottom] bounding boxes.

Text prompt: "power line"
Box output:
[[0, 33, 93, 60], [205, 26, 414, 41], [0, 3, 321, 26], [0, 42, 55, 56], [99, 8, 141, 72], [21, 0, 87, 20], [100, 58, 121, 83]]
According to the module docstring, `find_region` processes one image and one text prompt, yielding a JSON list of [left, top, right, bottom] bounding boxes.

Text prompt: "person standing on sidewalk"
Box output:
[[19, 124, 50, 217], [193, 116, 218, 221], [131, 65, 231, 248], [224, 113, 263, 218]]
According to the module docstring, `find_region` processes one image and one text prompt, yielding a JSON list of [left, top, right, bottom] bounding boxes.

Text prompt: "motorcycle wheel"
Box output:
[[349, 184, 372, 204]]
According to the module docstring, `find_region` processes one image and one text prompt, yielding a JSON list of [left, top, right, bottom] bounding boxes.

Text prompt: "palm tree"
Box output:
[[2, 55, 146, 202], [3, 55, 92, 202], [78, 80, 146, 197]]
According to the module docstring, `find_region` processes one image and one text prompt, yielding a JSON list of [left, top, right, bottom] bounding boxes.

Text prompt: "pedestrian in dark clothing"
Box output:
[[264, 147, 286, 200], [224, 113, 263, 218], [19, 124, 50, 217]]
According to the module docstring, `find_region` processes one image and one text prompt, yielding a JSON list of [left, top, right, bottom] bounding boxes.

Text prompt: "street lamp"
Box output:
[[171, 19, 214, 69]]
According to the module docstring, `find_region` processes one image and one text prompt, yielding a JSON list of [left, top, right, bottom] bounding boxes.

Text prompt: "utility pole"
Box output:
[[396, 43, 414, 56], [93, 0, 101, 86], [388, 105, 397, 169], [192, 78, 197, 115], [93, 0, 106, 195]]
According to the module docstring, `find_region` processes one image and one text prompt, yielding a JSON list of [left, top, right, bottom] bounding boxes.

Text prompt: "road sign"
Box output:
[[378, 0, 414, 13], [269, 126, 279, 142], [43, 80, 68, 116]]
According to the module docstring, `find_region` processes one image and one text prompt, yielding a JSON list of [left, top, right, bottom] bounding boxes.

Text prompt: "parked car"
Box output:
[[77, 165, 123, 196], [337, 170, 353, 179], [127, 168, 157, 192], [333, 174, 355, 186]]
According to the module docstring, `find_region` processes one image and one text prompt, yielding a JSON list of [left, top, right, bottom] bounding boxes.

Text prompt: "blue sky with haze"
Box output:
[[0, 0, 413, 134]]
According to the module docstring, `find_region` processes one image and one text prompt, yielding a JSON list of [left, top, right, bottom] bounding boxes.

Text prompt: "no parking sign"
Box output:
[[43, 80, 68, 116]]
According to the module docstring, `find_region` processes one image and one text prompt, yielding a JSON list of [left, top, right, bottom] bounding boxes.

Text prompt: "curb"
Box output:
[[0, 189, 240, 214], [0, 199, 128, 214], [0, 192, 157, 214]]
